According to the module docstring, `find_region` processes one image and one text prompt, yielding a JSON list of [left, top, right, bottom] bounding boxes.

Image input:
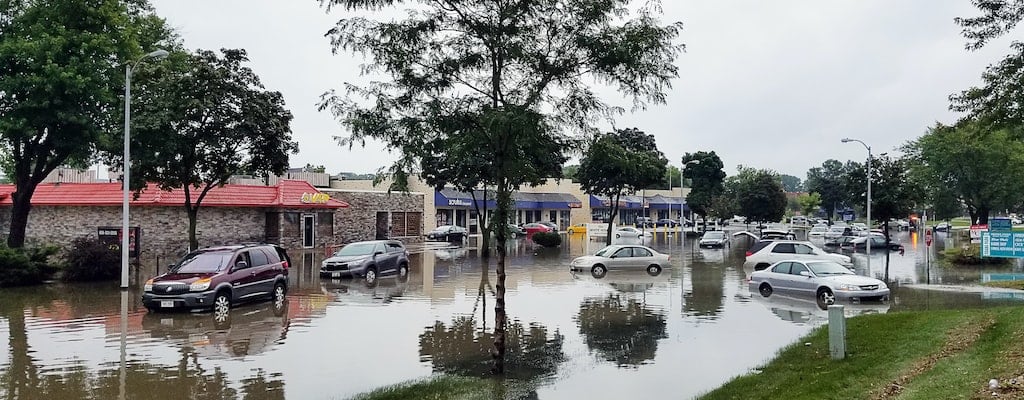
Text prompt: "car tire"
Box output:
[[646, 264, 662, 276], [364, 266, 378, 287], [272, 282, 286, 304], [817, 288, 836, 308], [615, 234, 621, 239], [759, 283, 773, 297], [591, 264, 607, 279], [397, 263, 409, 282], [213, 290, 231, 324]]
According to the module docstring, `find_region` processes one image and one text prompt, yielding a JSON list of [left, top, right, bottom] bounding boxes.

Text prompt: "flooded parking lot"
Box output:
[[2, 229, 1022, 399]]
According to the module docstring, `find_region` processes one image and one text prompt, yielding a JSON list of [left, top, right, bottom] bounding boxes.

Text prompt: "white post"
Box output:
[[828, 304, 846, 359], [121, 64, 131, 290], [866, 146, 872, 272]]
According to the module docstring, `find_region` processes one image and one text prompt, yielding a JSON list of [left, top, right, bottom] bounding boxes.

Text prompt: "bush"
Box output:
[[63, 237, 121, 282], [0, 244, 61, 287], [942, 244, 1007, 266], [531, 231, 562, 247]]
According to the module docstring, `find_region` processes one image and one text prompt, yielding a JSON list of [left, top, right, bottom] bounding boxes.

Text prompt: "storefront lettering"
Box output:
[[568, 202, 582, 208], [448, 199, 472, 207], [301, 192, 331, 204]]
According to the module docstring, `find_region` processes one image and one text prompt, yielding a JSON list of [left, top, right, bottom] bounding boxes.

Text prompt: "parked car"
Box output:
[[748, 260, 890, 307], [699, 231, 728, 248], [742, 240, 852, 271], [635, 217, 655, 228], [569, 244, 670, 278], [566, 223, 588, 235], [320, 240, 410, 286], [538, 221, 559, 232], [426, 225, 468, 241], [934, 222, 951, 232], [507, 224, 526, 236], [808, 226, 829, 238], [143, 244, 290, 313], [851, 236, 904, 251], [824, 235, 858, 249], [522, 222, 553, 235], [655, 218, 681, 227], [615, 226, 651, 239], [823, 226, 847, 239]]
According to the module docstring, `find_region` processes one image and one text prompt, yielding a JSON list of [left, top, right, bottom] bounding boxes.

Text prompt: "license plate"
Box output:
[[331, 272, 341, 278], [160, 300, 174, 308]]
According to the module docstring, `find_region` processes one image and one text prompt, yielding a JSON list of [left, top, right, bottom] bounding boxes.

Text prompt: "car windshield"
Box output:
[[704, 232, 724, 239], [434, 225, 453, 231], [173, 252, 231, 273], [334, 243, 377, 257], [807, 261, 853, 276], [594, 246, 619, 257]]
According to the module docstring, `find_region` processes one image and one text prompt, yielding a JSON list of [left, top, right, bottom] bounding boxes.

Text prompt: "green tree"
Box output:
[[956, 0, 1024, 50], [0, 0, 170, 248], [734, 166, 787, 224], [577, 128, 668, 245], [868, 155, 918, 238], [303, 164, 326, 173], [318, 0, 683, 373], [112, 49, 298, 250], [805, 159, 846, 222], [779, 174, 803, 192], [903, 122, 1024, 225], [798, 192, 822, 217], [681, 151, 726, 226], [951, 42, 1024, 130], [562, 165, 579, 182]]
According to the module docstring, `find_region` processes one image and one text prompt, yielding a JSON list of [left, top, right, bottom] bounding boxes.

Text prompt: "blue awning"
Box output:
[[435, 188, 581, 209], [590, 194, 689, 211]]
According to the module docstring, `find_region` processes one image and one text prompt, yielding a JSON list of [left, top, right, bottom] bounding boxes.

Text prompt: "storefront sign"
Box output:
[[568, 202, 582, 208], [991, 218, 1012, 232], [448, 199, 472, 207], [981, 231, 1024, 258], [300, 192, 331, 204]]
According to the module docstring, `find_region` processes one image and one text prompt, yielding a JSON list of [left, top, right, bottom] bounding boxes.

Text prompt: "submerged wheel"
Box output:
[[213, 291, 231, 323], [818, 288, 836, 306], [759, 283, 773, 297], [646, 264, 662, 276], [364, 267, 378, 287], [591, 264, 607, 279]]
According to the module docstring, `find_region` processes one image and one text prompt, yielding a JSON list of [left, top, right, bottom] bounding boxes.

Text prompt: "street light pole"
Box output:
[[841, 138, 872, 271], [121, 49, 168, 290], [680, 159, 700, 256]]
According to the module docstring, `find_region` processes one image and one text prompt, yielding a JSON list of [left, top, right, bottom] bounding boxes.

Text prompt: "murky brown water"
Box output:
[[1, 229, 1021, 399]]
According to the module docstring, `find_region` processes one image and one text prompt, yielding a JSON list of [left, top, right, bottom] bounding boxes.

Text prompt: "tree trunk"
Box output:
[[491, 180, 511, 374], [6, 187, 35, 248], [605, 192, 621, 245], [186, 206, 199, 252], [978, 207, 991, 225], [473, 189, 490, 258]]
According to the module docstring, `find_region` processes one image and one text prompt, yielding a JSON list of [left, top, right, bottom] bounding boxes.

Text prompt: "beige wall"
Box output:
[[331, 177, 439, 230]]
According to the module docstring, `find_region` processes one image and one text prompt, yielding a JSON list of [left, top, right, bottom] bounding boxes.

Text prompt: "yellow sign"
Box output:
[[300, 192, 331, 204]]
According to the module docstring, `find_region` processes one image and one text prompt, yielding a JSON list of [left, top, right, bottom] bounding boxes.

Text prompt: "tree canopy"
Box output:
[[681, 151, 726, 222], [116, 48, 297, 250], [733, 166, 786, 224], [805, 159, 847, 221], [0, 0, 171, 247], [577, 128, 668, 244], [956, 0, 1024, 50], [318, 0, 683, 373], [779, 174, 803, 193]]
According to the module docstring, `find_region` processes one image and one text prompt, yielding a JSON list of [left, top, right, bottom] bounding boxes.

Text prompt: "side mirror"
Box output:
[[609, 255, 616, 259], [374, 251, 384, 256], [799, 270, 810, 277], [234, 260, 248, 270]]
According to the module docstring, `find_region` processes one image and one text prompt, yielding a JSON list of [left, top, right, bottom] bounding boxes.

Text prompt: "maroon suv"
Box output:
[[142, 244, 290, 313]]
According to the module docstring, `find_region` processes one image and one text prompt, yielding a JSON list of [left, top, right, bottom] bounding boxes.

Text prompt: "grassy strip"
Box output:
[[348, 375, 537, 400], [698, 308, 1024, 400], [983, 281, 1024, 291]]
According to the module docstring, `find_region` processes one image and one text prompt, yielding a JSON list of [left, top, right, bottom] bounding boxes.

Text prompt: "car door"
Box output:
[[373, 242, 395, 273], [766, 262, 794, 293], [385, 242, 405, 273], [769, 243, 796, 264], [609, 247, 633, 270], [229, 251, 255, 299], [247, 248, 274, 297], [787, 261, 816, 296], [630, 246, 655, 269]]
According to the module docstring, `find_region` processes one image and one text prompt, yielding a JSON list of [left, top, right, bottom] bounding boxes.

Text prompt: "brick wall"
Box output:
[[322, 190, 424, 245]]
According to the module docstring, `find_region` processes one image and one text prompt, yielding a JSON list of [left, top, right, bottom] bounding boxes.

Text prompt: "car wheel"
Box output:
[[591, 264, 607, 279], [272, 282, 286, 304], [818, 288, 836, 307], [397, 263, 409, 282], [213, 291, 231, 323], [364, 266, 378, 287], [759, 283, 773, 297], [615, 233, 621, 239], [646, 264, 662, 276]]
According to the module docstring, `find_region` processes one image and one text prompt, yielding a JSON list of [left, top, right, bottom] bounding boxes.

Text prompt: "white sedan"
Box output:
[[614, 226, 652, 239], [749, 260, 890, 306], [570, 244, 670, 278]]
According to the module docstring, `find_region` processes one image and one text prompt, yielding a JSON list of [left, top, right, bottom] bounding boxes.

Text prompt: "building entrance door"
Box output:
[[302, 214, 315, 248]]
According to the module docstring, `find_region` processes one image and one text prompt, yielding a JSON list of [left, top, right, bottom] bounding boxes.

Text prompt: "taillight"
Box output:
[[745, 251, 753, 257], [282, 260, 289, 269]]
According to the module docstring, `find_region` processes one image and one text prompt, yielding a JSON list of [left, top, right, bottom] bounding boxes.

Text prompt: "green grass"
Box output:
[[347, 375, 532, 400], [699, 307, 1024, 400], [983, 281, 1024, 290]]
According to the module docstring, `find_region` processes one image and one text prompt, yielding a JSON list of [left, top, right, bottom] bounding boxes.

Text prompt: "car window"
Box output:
[[174, 252, 231, 273], [771, 262, 791, 274], [633, 247, 653, 257], [807, 261, 853, 276], [249, 248, 270, 267], [387, 242, 405, 253], [749, 241, 773, 254], [613, 248, 632, 258], [375, 243, 387, 254], [335, 243, 376, 257], [263, 248, 281, 264], [794, 244, 815, 255], [233, 251, 252, 269], [790, 262, 809, 276], [772, 243, 795, 254], [594, 246, 616, 257]]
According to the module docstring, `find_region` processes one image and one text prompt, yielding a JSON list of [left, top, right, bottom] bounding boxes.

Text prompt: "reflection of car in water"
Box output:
[[320, 278, 409, 305], [140, 297, 289, 358], [750, 292, 890, 325], [434, 247, 469, 261]]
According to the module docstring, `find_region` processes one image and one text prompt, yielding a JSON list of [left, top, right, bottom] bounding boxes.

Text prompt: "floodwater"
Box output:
[[1, 228, 1022, 399]]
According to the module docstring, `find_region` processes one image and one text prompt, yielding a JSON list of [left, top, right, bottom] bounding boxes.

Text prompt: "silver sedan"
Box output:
[[570, 244, 670, 278], [748, 260, 890, 307]]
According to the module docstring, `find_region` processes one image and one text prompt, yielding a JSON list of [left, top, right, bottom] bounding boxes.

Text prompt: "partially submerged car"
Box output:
[[320, 240, 410, 286], [569, 244, 670, 278], [698, 231, 728, 248], [741, 239, 852, 271], [749, 260, 890, 307]]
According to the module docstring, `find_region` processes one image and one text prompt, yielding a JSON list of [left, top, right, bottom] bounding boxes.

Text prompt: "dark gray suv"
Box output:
[[320, 240, 409, 286]]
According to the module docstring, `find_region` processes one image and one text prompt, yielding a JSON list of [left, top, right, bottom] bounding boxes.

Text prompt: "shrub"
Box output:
[[531, 231, 562, 247], [0, 244, 60, 287], [63, 237, 121, 282], [942, 244, 1007, 266]]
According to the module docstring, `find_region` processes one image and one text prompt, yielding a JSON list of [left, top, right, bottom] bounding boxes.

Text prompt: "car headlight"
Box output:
[[321, 260, 328, 268], [144, 279, 154, 292], [836, 283, 859, 291], [878, 281, 888, 289], [190, 277, 212, 292]]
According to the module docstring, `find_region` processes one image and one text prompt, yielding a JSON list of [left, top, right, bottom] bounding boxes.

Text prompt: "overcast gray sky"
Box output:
[[149, 0, 1015, 179]]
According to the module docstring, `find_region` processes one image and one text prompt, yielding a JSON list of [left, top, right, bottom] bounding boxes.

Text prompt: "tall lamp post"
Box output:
[[122, 49, 169, 290], [679, 159, 700, 254], [841, 138, 872, 269]]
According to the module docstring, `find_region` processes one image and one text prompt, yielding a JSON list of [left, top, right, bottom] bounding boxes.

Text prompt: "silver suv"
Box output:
[[320, 240, 409, 286]]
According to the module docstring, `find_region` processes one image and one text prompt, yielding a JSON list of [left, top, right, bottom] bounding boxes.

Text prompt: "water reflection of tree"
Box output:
[[684, 263, 724, 318], [419, 317, 564, 381], [576, 294, 667, 367]]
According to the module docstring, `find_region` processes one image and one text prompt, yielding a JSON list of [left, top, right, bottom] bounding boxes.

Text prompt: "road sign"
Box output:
[[970, 224, 988, 244], [981, 231, 1024, 258], [991, 218, 1013, 232]]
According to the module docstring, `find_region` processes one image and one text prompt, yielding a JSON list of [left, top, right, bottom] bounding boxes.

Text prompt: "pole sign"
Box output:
[[981, 231, 1024, 258], [98, 226, 141, 258], [925, 230, 933, 247], [970, 224, 988, 244], [990, 217, 1013, 232]]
